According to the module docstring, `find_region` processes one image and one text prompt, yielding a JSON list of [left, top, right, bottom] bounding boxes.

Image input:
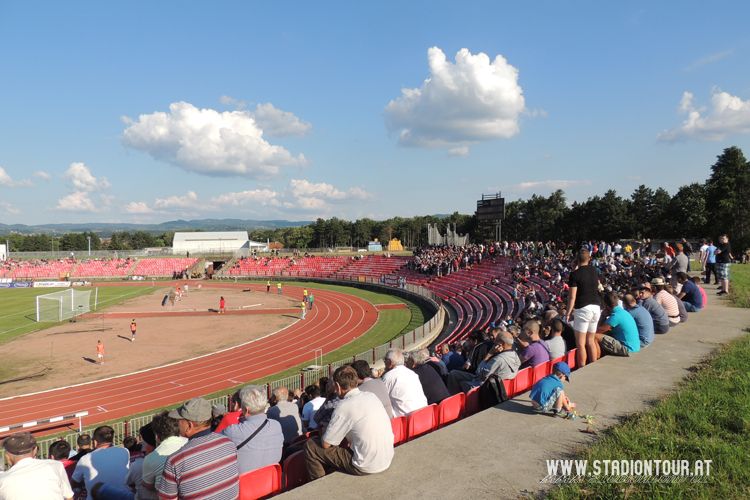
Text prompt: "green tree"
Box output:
[[705, 146, 750, 249], [664, 183, 708, 238]]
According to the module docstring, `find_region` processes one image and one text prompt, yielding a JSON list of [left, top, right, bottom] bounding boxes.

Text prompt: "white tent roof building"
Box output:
[[172, 231, 268, 255]]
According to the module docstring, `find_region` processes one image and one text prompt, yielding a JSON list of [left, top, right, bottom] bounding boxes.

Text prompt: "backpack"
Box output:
[[478, 373, 509, 410]]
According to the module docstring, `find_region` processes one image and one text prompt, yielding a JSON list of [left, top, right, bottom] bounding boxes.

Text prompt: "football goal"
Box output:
[[35, 288, 96, 322]]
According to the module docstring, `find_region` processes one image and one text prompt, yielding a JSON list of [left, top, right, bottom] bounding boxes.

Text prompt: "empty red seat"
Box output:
[[239, 463, 281, 500], [437, 393, 465, 427], [532, 361, 551, 384], [513, 367, 533, 394], [281, 450, 308, 491], [551, 355, 565, 365], [406, 404, 438, 440], [464, 387, 481, 417], [391, 416, 407, 446], [566, 348, 577, 370]]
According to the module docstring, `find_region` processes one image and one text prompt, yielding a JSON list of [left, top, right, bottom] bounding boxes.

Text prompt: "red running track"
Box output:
[[0, 283, 377, 431]]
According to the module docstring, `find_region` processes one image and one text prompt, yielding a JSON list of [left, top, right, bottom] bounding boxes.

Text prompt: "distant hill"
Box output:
[[0, 219, 312, 237]]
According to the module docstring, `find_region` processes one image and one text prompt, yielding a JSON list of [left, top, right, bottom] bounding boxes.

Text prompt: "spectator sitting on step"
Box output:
[[440, 343, 465, 371], [312, 377, 341, 434], [666, 283, 689, 323], [595, 291, 641, 357], [543, 318, 567, 360], [222, 386, 284, 475], [213, 391, 242, 433], [381, 348, 428, 417], [126, 423, 156, 498], [692, 276, 708, 308], [157, 398, 239, 499], [48, 439, 77, 481], [406, 349, 450, 405], [636, 283, 670, 335], [351, 360, 394, 418], [301, 384, 327, 431], [72, 425, 130, 500], [267, 386, 303, 446], [304, 366, 394, 480], [622, 292, 654, 349], [0, 432, 74, 500], [676, 272, 703, 312], [447, 331, 520, 394], [462, 330, 494, 374], [70, 433, 93, 461], [140, 412, 187, 499], [651, 277, 681, 327], [530, 362, 575, 417], [516, 320, 551, 369]]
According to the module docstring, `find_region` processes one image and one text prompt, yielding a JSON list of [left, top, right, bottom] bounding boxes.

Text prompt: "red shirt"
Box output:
[[214, 411, 241, 433]]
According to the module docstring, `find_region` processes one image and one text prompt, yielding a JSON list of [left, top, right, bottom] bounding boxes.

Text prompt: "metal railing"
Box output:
[[32, 280, 442, 456]]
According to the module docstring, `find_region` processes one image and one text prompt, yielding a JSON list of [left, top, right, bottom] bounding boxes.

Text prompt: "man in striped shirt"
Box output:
[[157, 398, 239, 500]]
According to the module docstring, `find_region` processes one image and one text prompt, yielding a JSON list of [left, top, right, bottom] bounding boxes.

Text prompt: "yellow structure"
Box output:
[[388, 238, 404, 251]]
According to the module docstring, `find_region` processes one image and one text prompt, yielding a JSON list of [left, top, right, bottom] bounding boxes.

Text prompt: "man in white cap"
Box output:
[[0, 432, 74, 500], [157, 398, 239, 500]]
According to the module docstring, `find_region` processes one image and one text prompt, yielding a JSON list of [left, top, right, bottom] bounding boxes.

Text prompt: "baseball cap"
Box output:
[[168, 398, 212, 422], [2, 432, 37, 455], [553, 361, 571, 381]]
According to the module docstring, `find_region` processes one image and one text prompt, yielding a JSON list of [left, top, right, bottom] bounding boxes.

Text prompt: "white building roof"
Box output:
[[173, 231, 249, 244]]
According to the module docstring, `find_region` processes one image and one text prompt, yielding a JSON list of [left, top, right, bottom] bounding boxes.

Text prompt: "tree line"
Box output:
[[2, 146, 748, 253]]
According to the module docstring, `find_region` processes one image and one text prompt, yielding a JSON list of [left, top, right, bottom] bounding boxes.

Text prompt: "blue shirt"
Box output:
[[605, 305, 640, 353], [530, 374, 564, 406], [222, 414, 284, 474], [681, 279, 703, 308], [706, 245, 717, 264], [626, 304, 654, 347], [442, 351, 465, 371]]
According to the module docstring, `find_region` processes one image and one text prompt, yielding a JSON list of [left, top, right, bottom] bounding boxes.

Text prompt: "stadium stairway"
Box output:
[[279, 292, 750, 499]]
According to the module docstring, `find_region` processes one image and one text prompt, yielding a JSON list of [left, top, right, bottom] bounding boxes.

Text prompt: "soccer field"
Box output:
[[0, 286, 158, 345]]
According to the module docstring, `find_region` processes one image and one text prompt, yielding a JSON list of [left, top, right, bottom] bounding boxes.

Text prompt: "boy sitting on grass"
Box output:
[[530, 361, 575, 417]]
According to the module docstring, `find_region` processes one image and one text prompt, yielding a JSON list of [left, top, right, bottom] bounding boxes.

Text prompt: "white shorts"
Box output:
[[573, 304, 601, 334]]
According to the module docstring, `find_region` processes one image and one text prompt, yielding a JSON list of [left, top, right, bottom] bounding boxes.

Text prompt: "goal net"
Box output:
[[36, 289, 93, 322]]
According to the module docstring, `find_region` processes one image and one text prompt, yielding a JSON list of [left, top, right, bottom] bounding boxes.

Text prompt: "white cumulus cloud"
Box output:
[[290, 179, 370, 200], [122, 101, 307, 178], [659, 89, 750, 141], [0, 201, 20, 215], [251, 103, 311, 137], [0, 166, 32, 187], [33, 170, 51, 181], [154, 191, 199, 210], [512, 179, 592, 191], [64, 162, 110, 191], [211, 189, 279, 207], [57, 192, 97, 212], [385, 47, 526, 153], [125, 201, 154, 214]]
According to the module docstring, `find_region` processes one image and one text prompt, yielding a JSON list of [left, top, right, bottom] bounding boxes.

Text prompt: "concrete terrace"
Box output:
[[280, 289, 750, 499]]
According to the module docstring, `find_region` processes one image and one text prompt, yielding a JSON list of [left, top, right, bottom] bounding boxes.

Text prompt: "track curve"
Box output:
[[0, 282, 377, 431]]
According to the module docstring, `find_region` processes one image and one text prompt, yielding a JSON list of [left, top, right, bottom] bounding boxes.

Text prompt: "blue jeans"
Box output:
[[683, 301, 702, 312]]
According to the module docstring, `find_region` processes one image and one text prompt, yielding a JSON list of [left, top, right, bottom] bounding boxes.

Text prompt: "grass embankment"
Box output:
[[729, 263, 750, 308], [0, 286, 157, 345], [548, 334, 750, 500]]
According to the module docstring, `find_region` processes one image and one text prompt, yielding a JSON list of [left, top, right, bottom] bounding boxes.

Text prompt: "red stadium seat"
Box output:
[[437, 393, 465, 427], [281, 450, 308, 491], [391, 416, 407, 446], [464, 387, 481, 417], [406, 404, 438, 440], [566, 348, 578, 370], [502, 378, 513, 396], [532, 361, 551, 384], [239, 464, 282, 500], [513, 367, 533, 394], [551, 355, 565, 365]]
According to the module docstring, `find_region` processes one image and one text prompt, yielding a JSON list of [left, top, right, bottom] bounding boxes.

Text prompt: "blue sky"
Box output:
[[1, 1, 749, 225]]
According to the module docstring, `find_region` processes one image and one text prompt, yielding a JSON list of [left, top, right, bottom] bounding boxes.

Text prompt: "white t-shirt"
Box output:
[[71, 446, 130, 500], [301, 396, 326, 430], [544, 336, 566, 360], [323, 388, 394, 474], [0, 457, 74, 500], [381, 364, 428, 417], [139, 436, 187, 499]]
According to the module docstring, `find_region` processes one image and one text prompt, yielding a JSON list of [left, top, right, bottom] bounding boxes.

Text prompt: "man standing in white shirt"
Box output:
[[381, 348, 428, 417], [71, 425, 130, 500], [304, 366, 394, 480], [0, 432, 74, 500]]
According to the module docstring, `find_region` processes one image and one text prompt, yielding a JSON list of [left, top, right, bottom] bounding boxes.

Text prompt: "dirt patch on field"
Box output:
[[0, 286, 299, 398]]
